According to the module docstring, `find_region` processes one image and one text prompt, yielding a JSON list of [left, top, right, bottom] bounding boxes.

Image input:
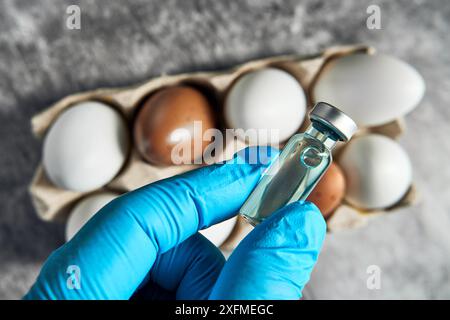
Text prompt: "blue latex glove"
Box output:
[[24, 147, 326, 300]]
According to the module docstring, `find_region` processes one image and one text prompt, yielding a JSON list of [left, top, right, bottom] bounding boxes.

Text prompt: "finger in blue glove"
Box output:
[[209, 201, 326, 300]]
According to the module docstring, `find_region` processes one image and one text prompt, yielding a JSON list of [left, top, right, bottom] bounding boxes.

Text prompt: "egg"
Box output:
[[43, 101, 129, 192], [306, 163, 345, 219], [134, 86, 216, 166], [225, 68, 306, 144], [338, 134, 412, 210], [66, 192, 118, 241], [199, 216, 237, 247], [313, 53, 425, 127]]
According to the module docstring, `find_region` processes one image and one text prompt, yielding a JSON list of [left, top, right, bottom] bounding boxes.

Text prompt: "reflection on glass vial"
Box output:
[[240, 102, 357, 225]]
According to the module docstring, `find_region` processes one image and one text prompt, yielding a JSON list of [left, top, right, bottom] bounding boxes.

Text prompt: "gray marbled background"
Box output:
[[1, 0, 449, 299]]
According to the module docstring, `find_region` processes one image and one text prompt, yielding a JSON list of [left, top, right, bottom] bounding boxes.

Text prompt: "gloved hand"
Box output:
[[24, 147, 326, 300]]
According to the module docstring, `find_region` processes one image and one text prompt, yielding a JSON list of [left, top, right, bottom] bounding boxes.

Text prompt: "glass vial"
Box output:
[[240, 102, 357, 225]]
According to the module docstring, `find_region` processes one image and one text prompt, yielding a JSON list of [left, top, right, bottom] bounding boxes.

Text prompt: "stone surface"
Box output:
[[0, 0, 449, 299]]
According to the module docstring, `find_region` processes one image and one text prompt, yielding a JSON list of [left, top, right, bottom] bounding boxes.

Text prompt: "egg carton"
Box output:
[[29, 44, 417, 251]]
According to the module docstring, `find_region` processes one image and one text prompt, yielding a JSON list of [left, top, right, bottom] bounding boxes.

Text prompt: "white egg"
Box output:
[[200, 216, 237, 247], [43, 101, 129, 192], [225, 68, 306, 144], [313, 54, 425, 127], [338, 134, 412, 210], [66, 192, 118, 241]]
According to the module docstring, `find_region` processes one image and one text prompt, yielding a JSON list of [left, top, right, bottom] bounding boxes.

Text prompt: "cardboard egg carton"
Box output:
[[29, 44, 418, 251]]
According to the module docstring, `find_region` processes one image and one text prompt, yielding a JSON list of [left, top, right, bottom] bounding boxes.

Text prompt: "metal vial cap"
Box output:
[[309, 102, 357, 142]]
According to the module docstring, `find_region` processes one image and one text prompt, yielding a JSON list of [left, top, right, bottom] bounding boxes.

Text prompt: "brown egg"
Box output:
[[307, 163, 346, 219], [134, 86, 216, 166]]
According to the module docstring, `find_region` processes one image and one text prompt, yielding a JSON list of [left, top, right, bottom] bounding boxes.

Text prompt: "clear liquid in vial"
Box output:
[[240, 133, 332, 225]]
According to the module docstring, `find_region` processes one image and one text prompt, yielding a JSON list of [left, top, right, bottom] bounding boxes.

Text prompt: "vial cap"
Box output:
[[309, 102, 357, 141]]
